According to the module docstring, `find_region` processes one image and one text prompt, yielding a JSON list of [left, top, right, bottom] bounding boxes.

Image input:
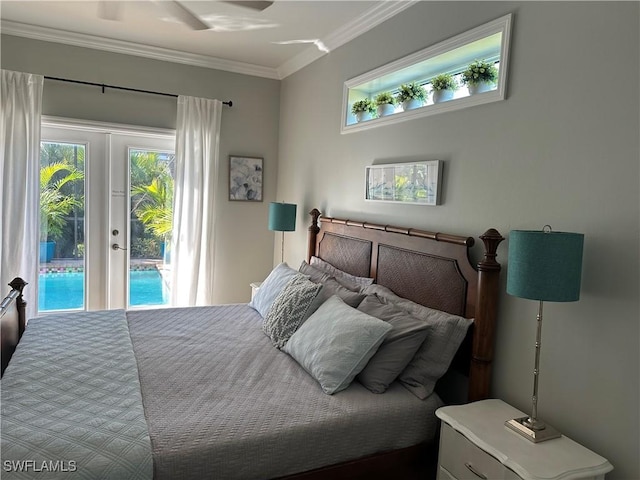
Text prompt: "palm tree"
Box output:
[[131, 176, 173, 238], [40, 162, 84, 242], [130, 151, 174, 258]]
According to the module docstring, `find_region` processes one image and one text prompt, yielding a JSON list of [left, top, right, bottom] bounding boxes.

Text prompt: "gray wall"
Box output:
[[1, 35, 281, 303], [277, 2, 639, 479]]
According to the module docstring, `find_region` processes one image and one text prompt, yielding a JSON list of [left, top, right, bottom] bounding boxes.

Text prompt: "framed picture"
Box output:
[[365, 160, 442, 205], [229, 156, 263, 202]]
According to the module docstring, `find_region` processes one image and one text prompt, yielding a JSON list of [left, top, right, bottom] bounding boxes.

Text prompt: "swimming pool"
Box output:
[[39, 270, 169, 311]]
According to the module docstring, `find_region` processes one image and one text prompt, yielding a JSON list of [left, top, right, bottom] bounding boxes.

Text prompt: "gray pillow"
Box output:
[[361, 284, 472, 399], [298, 261, 331, 283], [263, 275, 323, 349], [283, 295, 392, 395], [309, 256, 374, 291], [248, 263, 302, 318], [303, 277, 366, 320], [356, 294, 430, 393]]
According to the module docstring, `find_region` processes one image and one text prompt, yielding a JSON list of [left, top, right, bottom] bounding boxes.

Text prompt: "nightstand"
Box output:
[[435, 399, 613, 480], [250, 282, 262, 301]]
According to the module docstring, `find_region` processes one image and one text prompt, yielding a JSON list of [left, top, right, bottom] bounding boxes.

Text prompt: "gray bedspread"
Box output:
[[127, 304, 442, 480], [1, 310, 153, 480]]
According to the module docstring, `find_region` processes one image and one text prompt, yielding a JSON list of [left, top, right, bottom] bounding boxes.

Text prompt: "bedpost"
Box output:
[[9, 277, 28, 337], [1, 277, 28, 376], [469, 229, 504, 402], [307, 208, 321, 262]]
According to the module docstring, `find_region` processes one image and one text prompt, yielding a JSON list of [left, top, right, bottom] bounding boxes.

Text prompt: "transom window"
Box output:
[[341, 14, 512, 133]]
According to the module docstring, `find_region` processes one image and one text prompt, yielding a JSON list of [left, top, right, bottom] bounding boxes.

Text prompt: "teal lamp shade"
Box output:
[[268, 202, 297, 232], [507, 229, 584, 302]]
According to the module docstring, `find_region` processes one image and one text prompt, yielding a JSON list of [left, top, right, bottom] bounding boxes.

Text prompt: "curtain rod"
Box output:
[[44, 76, 233, 107]]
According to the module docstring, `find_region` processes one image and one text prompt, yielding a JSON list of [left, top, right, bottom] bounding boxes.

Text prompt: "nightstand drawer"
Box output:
[[440, 423, 505, 480]]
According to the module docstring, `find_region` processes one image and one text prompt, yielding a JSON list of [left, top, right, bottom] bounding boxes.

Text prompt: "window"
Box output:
[[341, 14, 512, 133]]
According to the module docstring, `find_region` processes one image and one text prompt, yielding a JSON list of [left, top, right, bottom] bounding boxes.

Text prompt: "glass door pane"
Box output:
[[129, 149, 174, 307], [109, 133, 175, 309], [38, 142, 86, 311]]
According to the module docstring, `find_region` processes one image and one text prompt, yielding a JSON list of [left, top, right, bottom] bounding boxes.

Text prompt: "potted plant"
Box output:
[[431, 73, 458, 103], [351, 98, 376, 122], [374, 92, 396, 117], [461, 59, 498, 94], [39, 162, 84, 263], [396, 82, 426, 111]]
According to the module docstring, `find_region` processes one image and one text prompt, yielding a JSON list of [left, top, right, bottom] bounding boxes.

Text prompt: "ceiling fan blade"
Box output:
[[154, 0, 210, 30], [224, 1, 274, 11], [97, 0, 123, 21]]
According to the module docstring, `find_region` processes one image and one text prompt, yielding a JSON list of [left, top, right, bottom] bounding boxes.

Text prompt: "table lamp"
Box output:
[[269, 202, 297, 263], [505, 226, 584, 442]]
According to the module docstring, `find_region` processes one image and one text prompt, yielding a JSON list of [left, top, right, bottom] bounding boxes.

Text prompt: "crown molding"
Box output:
[[1, 20, 281, 79], [2, 2, 417, 81], [278, 0, 418, 79]]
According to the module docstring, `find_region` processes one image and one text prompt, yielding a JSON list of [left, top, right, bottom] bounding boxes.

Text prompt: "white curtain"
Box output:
[[171, 96, 222, 306], [0, 70, 43, 319]]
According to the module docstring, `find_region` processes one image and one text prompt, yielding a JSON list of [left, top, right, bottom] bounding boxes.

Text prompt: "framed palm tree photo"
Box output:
[[365, 160, 442, 205]]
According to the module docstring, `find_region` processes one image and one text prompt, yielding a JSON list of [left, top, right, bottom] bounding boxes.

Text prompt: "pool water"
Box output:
[[39, 270, 169, 311]]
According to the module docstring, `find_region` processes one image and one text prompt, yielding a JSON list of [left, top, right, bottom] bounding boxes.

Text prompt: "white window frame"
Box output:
[[341, 14, 513, 134]]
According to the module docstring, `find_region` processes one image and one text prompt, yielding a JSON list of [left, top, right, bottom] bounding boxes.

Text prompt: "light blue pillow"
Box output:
[[249, 263, 303, 318], [283, 295, 392, 395]]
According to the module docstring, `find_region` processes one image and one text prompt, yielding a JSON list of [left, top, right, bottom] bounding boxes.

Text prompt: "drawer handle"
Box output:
[[465, 462, 488, 480]]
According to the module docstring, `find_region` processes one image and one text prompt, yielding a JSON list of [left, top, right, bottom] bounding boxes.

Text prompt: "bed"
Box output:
[[0, 209, 503, 479]]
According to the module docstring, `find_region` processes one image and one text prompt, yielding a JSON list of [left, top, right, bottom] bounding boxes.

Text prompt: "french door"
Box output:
[[39, 119, 175, 312]]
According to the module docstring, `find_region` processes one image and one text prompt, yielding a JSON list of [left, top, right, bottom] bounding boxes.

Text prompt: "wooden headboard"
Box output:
[[306, 209, 503, 402]]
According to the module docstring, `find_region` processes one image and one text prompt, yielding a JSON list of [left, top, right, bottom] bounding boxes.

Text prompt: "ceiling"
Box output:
[[0, 1, 416, 79]]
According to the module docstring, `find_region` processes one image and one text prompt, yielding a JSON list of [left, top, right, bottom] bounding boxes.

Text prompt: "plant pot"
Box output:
[[467, 81, 494, 95], [161, 241, 171, 263], [432, 89, 455, 104], [39, 241, 55, 263], [376, 104, 395, 117], [355, 111, 373, 123], [401, 99, 423, 111]]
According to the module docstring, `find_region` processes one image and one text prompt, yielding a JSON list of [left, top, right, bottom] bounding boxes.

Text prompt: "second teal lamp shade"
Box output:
[[507, 229, 584, 302]]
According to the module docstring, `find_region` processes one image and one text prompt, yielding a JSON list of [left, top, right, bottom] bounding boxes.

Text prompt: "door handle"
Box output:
[[111, 243, 127, 251]]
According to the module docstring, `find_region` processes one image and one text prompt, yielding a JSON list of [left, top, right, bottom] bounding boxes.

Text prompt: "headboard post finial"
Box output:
[[469, 228, 504, 401], [478, 228, 503, 270], [8, 277, 27, 296], [307, 209, 321, 262]]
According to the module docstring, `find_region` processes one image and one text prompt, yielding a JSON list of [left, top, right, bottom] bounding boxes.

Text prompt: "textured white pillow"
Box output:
[[283, 295, 392, 395], [263, 275, 322, 349], [248, 263, 303, 318]]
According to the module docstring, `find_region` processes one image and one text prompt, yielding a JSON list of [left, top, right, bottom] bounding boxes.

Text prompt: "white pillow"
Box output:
[[283, 295, 392, 395], [248, 263, 303, 318]]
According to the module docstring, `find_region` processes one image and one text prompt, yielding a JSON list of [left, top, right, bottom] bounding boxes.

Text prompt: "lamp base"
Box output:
[[505, 416, 561, 443]]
